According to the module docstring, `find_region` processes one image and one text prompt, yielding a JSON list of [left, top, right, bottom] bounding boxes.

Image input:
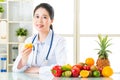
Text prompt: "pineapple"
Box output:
[[96, 34, 112, 69]]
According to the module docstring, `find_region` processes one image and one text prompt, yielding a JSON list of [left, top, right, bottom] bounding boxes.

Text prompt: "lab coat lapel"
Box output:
[[39, 44, 49, 66]]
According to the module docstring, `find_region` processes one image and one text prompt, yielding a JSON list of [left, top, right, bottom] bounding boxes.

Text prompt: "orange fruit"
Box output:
[[102, 66, 113, 77], [80, 70, 89, 78], [25, 43, 33, 48], [85, 57, 94, 66]]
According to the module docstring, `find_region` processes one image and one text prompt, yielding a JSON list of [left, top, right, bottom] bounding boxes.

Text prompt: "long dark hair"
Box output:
[[33, 3, 54, 30]]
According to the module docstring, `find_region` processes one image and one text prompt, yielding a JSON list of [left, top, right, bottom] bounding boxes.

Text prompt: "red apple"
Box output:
[[73, 64, 83, 70], [71, 66, 80, 77]]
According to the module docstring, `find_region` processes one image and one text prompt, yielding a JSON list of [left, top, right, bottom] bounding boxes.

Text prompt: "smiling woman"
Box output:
[[33, 0, 75, 65], [13, 3, 67, 74]]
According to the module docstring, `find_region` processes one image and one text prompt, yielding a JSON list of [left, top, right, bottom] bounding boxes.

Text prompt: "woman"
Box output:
[[13, 3, 67, 74]]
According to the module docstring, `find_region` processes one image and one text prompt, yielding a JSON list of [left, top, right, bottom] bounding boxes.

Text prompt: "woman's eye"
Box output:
[[43, 16, 47, 19], [36, 16, 39, 18], [34, 15, 39, 18]]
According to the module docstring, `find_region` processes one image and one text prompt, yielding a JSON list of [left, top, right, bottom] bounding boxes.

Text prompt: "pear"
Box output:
[[90, 65, 98, 71]]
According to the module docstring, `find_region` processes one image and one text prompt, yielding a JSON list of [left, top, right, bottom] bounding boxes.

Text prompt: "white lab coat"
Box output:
[[12, 30, 67, 74]]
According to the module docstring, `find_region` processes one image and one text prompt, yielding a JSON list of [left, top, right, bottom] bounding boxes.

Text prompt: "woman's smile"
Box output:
[[36, 24, 44, 28]]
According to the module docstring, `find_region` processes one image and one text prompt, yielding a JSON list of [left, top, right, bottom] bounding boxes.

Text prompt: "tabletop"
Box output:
[[0, 72, 120, 80]]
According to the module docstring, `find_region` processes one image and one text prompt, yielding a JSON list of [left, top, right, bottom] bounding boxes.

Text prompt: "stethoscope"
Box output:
[[31, 29, 54, 66]]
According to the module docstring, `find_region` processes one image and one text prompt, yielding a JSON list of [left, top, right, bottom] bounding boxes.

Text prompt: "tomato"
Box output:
[[51, 65, 62, 77], [71, 66, 80, 77]]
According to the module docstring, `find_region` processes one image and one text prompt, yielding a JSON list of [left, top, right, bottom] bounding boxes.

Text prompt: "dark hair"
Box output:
[[33, 3, 54, 30]]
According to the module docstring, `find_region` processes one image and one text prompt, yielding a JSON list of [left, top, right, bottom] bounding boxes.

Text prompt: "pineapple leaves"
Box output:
[[95, 34, 112, 59], [98, 34, 102, 43]]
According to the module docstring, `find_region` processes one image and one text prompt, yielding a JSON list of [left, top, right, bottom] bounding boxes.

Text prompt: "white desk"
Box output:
[[0, 72, 119, 80]]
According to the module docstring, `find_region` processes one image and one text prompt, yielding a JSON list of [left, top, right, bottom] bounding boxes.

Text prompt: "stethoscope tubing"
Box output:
[[32, 30, 54, 61]]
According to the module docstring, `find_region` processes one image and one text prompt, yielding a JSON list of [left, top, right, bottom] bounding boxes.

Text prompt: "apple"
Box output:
[[73, 64, 83, 70], [71, 66, 80, 77]]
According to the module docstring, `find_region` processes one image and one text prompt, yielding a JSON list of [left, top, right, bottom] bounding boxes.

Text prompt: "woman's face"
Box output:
[[33, 7, 53, 32]]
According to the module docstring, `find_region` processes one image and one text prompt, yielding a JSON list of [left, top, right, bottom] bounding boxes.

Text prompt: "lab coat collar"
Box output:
[[33, 29, 53, 45]]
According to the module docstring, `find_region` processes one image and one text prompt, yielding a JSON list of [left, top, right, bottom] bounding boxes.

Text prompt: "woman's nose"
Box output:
[[38, 17, 43, 23]]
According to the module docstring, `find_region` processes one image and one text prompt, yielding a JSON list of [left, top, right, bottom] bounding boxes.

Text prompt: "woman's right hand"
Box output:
[[21, 47, 32, 66], [17, 47, 32, 69]]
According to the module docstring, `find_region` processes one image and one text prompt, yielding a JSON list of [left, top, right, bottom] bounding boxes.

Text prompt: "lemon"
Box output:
[[80, 70, 89, 78]]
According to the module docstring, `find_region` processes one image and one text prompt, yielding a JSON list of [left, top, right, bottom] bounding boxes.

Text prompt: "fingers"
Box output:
[[22, 47, 31, 53], [24, 67, 39, 73], [21, 48, 32, 58]]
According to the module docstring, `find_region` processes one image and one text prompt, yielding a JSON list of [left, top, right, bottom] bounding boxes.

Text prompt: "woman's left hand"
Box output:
[[24, 66, 39, 73]]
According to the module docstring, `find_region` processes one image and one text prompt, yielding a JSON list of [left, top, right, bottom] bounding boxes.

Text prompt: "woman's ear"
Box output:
[[51, 19, 54, 23]]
